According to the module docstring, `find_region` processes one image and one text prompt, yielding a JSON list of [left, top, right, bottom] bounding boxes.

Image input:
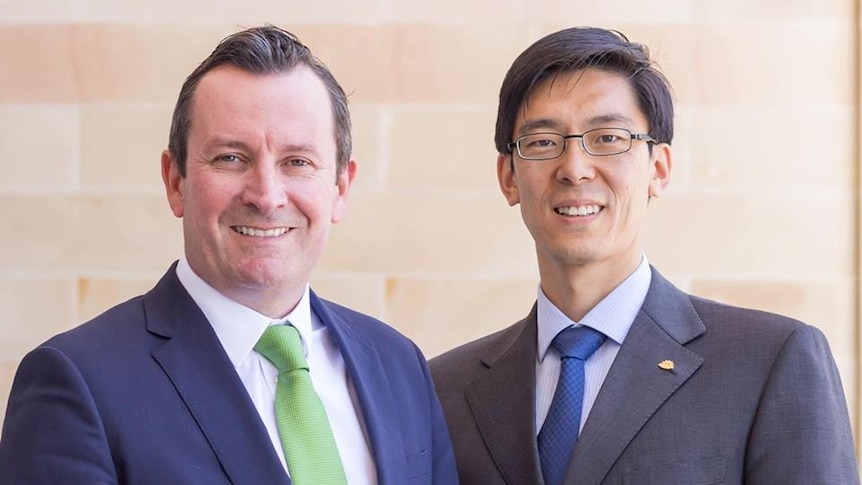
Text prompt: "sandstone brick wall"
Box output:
[[1, 0, 858, 443]]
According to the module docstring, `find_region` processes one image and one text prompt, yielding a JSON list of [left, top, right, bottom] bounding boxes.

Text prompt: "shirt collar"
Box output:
[[537, 255, 652, 362], [175, 257, 314, 367]]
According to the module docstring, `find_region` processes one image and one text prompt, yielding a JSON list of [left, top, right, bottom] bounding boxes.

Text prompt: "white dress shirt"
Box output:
[[535, 255, 652, 435], [176, 258, 377, 484]]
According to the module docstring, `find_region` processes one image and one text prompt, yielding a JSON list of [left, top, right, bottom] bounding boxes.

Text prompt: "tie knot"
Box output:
[[255, 325, 308, 373], [551, 326, 606, 361]]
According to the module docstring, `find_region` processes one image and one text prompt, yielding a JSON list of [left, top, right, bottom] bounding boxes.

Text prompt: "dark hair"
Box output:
[[495, 26, 673, 154], [167, 25, 351, 177]]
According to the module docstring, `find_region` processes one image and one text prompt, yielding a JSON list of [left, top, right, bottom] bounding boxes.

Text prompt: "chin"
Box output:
[[562, 254, 602, 267], [550, 242, 612, 266], [229, 263, 283, 286]]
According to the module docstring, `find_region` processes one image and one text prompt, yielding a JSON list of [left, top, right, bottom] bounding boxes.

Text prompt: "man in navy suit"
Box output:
[[430, 27, 858, 484], [0, 26, 457, 485]]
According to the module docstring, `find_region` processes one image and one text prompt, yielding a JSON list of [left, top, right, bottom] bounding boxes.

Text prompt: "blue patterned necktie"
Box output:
[[537, 326, 607, 485]]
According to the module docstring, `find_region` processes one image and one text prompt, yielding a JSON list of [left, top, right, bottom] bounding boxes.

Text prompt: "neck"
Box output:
[[230, 287, 304, 320], [538, 253, 641, 322]]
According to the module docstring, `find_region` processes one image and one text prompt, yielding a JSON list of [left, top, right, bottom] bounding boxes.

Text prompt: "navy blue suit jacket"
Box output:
[[0, 264, 457, 484]]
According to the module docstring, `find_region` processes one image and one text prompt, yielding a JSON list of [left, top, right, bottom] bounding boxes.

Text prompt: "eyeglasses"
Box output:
[[506, 128, 657, 160]]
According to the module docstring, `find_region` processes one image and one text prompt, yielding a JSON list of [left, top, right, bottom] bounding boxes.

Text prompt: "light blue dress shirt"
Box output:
[[535, 256, 652, 435]]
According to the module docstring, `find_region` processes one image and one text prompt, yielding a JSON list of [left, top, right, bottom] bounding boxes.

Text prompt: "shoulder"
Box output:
[[9, 293, 155, 407], [687, 294, 814, 343], [40, 267, 183, 357], [678, 293, 837, 375], [430, 314, 532, 376], [644, 269, 836, 374], [41, 294, 150, 357], [314, 296, 434, 372], [431, 325, 509, 368], [317, 297, 411, 343], [647, 268, 813, 346], [689, 294, 802, 330]]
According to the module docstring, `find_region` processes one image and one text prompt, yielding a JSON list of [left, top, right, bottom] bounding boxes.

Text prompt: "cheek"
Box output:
[[292, 184, 337, 219], [515, 171, 546, 201], [609, 164, 650, 202], [618, 179, 651, 225], [185, 174, 237, 213], [191, 190, 230, 220]]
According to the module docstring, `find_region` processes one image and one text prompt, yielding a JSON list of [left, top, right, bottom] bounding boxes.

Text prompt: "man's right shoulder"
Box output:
[[429, 315, 533, 380], [41, 293, 149, 356]]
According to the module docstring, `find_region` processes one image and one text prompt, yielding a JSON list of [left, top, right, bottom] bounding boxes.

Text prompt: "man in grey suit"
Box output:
[[429, 26, 858, 484]]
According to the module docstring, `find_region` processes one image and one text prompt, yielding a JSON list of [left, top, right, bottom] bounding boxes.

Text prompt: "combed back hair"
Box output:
[[495, 26, 674, 154], [167, 25, 351, 177]]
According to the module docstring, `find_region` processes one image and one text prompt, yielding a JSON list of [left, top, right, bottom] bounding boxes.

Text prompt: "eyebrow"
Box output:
[[517, 113, 639, 136], [204, 137, 320, 156], [206, 138, 252, 152], [584, 113, 637, 127], [517, 118, 563, 135]]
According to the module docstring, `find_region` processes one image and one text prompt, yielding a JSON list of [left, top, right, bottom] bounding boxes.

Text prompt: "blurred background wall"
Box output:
[[0, 0, 859, 448]]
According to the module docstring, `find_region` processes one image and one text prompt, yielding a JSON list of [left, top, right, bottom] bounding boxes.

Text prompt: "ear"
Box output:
[[497, 153, 520, 206], [647, 143, 672, 198], [161, 150, 185, 218], [331, 158, 357, 224]]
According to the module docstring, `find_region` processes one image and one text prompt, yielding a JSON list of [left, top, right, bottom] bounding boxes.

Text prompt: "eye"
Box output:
[[213, 154, 245, 165], [285, 158, 312, 167], [595, 134, 621, 144], [525, 136, 559, 148]]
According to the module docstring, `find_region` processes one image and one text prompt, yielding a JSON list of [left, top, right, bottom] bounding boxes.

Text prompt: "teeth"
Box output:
[[556, 205, 601, 216], [233, 226, 288, 237]]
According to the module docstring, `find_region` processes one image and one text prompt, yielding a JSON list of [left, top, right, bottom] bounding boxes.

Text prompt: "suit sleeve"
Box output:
[[415, 345, 460, 485], [745, 324, 859, 484], [0, 346, 118, 484]]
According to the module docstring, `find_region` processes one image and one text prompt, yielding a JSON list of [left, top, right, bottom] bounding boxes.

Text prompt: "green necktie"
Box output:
[[255, 325, 348, 485]]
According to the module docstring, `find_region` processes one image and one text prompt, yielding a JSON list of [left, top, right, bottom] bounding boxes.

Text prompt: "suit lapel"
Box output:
[[566, 268, 705, 484], [465, 308, 544, 485], [145, 266, 289, 485], [310, 293, 406, 484]]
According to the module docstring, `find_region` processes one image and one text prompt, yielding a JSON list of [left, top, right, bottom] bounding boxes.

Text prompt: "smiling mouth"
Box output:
[[232, 226, 289, 237], [554, 205, 602, 217]]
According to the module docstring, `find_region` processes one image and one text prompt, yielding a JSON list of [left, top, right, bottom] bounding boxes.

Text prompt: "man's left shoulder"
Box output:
[[685, 293, 830, 348], [317, 296, 418, 347], [688, 293, 802, 328]]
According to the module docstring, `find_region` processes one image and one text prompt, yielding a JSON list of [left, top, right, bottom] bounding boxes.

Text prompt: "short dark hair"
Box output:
[[167, 25, 351, 177], [495, 27, 674, 154]]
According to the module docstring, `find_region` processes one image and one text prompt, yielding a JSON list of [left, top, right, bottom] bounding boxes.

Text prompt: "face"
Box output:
[[162, 65, 356, 315], [498, 68, 671, 283]]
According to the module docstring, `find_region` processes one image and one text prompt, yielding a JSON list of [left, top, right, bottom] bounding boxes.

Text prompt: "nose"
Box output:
[[555, 138, 595, 186], [242, 162, 287, 214]]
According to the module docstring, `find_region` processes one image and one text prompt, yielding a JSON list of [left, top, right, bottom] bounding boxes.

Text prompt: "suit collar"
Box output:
[[174, 257, 279, 366], [479, 304, 539, 368], [454, 268, 707, 484], [566, 266, 705, 483], [144, 265, 290, 484], [149, 268, 417, 483], [468, 306, 545, 485], [640, 266, 706, 344]]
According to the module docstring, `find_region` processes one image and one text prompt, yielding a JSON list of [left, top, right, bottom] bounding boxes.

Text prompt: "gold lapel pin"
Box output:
[[658, 360, 675, 372]]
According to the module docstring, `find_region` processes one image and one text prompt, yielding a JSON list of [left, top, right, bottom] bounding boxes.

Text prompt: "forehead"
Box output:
[[515, 68, 646, 133], [190, 64, 335, 139]]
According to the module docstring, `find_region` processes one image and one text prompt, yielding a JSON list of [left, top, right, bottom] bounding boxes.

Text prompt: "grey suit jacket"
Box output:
[[430, 267, 858, 484]]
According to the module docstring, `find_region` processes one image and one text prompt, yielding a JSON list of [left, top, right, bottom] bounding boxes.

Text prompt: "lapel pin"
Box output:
[[658, 360, 675, 372]]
